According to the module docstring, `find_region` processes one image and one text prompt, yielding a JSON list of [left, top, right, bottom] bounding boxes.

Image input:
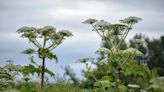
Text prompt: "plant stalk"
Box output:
[[41, 57, 45, 90], [114, 67, 120, 83]]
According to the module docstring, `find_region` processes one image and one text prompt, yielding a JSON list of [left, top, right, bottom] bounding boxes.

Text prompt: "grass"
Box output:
[[3, 82, 92, 92]]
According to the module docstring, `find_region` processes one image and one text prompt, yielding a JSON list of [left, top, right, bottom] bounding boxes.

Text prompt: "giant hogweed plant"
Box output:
[[0, 60, 22, 91], [81, 16, 149, 92], [17, 26, 73, 90]]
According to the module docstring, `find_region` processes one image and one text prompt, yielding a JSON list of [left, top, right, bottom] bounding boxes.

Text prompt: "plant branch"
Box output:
[[43, 37, 47, 48], [30, 39, 41, 48], [91, 24, 103, 38], [116, 24, 132, 48]]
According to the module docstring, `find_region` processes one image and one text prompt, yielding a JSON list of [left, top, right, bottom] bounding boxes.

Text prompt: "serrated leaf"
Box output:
[[53, 54, 58, 63], [29, 56, 35, 64], [100, 76, 112, 81], [118, 84, 128, 92], [22, 48, 35, 55], [45, 68, 55, 77], [22, 64, 40, 77], [46, 52, 58, 62]]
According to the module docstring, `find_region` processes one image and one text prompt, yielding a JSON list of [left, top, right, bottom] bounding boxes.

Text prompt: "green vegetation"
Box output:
[[0, 17, 164, 92]]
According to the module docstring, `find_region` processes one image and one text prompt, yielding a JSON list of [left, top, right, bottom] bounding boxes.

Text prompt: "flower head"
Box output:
[[120, 16, 142, 24], [95, 20, 110, 28], [95, 47, 110, 54], [98, 58, 109, 65], [82, 18, 98, 24], [38, 26, 56, 36], [58, 30, 73, 37], [123, 48, 143, 56], [17, 27, 36, 33], [76, 57, 90, 63], [127, 84, 140, 89]]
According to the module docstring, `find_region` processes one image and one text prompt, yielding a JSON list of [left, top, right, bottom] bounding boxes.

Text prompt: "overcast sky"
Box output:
[[0, 0, 164, 80]]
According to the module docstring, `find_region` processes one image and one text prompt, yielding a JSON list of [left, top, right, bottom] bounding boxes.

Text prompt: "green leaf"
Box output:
[[45, 52, 58, 62], [45, 68, 55, 77], [53, 54, 58, 63], [22, 48, 35, 55], [46, 52, 54, 59], [77, 57, 90, 63], [22, 64, 40, 77], [118, 84, 128, 92], [100, 76, 113, 81], [29, 56, 35, 64]]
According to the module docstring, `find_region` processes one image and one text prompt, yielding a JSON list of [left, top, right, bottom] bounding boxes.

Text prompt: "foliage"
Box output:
[[63, 65, 80, 85], [0, 60, 22, 91], [6, 82, 91, 92], [130, 34, 164, 76], [148, 77, 164, 92]]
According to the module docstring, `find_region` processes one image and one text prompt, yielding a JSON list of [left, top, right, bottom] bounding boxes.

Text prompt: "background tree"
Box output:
[[129, 34, 164, 76], [63, 65, 79, 85], [17, 26, 73, 90], [146, 36, 164, 76]]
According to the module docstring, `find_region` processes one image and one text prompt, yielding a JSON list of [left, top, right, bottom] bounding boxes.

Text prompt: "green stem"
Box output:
[[49, 44, 60, 51], [116, 24, 132, 48], [35, 39, 42, 48], [114, 67, 120, 83], [43, 37, 47, 48], [90, 73, 98, 81], [91, 24, 103, 38], [120, 54, 131, 67], [30, 40, 41, 48], [48, 40, 61, 50]]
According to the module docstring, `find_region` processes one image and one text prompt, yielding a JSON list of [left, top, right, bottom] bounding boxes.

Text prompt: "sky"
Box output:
[[0, 0, 164, 80]]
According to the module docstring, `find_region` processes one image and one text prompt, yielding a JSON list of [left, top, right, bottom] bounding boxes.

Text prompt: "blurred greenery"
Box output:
[[129, 34, 164, 76]]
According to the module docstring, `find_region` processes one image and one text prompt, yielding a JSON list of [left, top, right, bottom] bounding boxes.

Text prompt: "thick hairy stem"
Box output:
[[41, 57, 45, 90], [114, 68, 120, 83]]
